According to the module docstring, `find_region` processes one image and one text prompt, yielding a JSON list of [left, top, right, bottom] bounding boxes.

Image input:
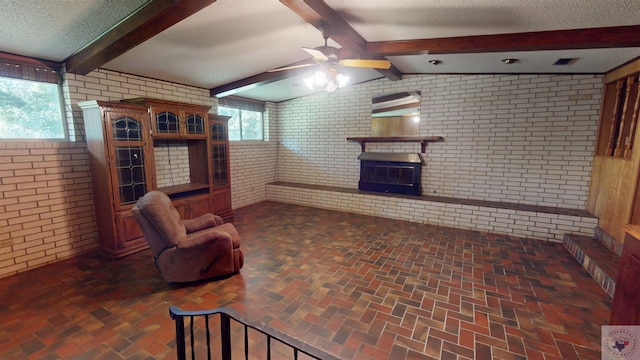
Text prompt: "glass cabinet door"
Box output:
[[210, 123, 229, 187], [111, 116, 148, 205], [212, 144, 228, 186], [155, 111, 180, 134], [211, 122, 226, 141], [186, 113, 205, 135]]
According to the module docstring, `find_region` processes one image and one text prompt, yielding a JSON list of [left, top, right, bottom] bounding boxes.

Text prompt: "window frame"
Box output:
[[0, 52, 66, 140], [217, 96, 265, 141]]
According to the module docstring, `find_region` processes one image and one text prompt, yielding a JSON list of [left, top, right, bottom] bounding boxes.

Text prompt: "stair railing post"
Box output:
[[220, 312, 232, 360]]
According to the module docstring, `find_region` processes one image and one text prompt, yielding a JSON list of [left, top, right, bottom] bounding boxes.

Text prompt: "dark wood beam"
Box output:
[[367, 25, 640, 56], [280, 0, 402, 81], [288, 0, 367, 52], [65, 0, 217, 74], [210, 64, 311, 98]]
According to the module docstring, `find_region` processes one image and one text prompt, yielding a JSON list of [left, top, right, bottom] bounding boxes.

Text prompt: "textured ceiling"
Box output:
[[326, 0, 640, 39], [0, 0, 149, 61], [1, 0, 639, 102]]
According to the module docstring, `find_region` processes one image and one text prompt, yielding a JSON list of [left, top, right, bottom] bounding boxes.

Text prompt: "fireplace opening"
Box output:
[[358, 152, 423, 195]]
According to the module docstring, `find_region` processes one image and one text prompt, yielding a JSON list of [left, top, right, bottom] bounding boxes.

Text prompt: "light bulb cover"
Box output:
[[302, 65, 350, 92]]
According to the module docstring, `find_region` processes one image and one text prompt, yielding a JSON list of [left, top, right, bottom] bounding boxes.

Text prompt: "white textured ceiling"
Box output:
[[103, 0, 322, 88], [0, 0, 149, 61], [326, 0, 640, 39], [1, 0, 639, 102]]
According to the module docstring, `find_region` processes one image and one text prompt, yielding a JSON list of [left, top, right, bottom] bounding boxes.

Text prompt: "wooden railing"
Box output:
[[169, 306, 341, 360]]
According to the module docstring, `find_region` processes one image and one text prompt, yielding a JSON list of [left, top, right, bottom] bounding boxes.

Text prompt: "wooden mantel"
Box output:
[[347, 136, 444, 152]]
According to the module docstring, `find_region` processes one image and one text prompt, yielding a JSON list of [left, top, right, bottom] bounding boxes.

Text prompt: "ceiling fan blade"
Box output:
[[339, 59, 392, 69], [302, 47, 329, 61], [267, 63, 314, 72]]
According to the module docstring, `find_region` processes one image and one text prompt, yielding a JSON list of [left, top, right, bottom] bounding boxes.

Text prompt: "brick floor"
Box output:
[[0, 201, 611, 359]]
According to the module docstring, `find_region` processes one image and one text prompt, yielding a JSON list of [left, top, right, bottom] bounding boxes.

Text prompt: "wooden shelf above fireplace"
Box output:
[[346, 136, 444, 153]]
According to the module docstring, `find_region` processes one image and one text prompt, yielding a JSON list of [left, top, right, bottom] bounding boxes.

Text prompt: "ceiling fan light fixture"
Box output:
[[303, 66, 350, 92], [304, 70, 327, 89]]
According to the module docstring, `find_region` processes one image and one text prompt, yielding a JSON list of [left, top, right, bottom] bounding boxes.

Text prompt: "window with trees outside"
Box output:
[[217, 97, 264, 141], [0, 55, 65, 139]]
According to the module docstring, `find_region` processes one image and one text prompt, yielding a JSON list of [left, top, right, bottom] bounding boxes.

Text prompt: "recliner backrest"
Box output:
[[132, 191, 187, 251]]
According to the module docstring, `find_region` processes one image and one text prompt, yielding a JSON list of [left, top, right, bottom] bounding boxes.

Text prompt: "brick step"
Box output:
[[563, 233, 620, 298]]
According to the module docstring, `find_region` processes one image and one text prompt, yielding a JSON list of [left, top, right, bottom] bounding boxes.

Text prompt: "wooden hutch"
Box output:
[[79, 98, 233, 258]]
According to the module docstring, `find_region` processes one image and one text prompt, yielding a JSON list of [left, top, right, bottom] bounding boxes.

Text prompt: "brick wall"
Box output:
[[0, 141, 96, 276], [154, 141, 191, 188], [229, 142, 278, 209], [276, 74, 602, 209], [230, 101, 278, 209], [0, 69, 603, 278], [0, 69, 219, 278], [1, 68, 281, 278]]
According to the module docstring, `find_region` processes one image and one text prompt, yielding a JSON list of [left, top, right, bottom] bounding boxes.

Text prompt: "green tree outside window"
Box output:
[[218, 106, 263, 141], [0, 77, 65, 139]]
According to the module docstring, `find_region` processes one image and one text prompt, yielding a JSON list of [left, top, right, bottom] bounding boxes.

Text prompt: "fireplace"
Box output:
[[358, 152, 423, 195]]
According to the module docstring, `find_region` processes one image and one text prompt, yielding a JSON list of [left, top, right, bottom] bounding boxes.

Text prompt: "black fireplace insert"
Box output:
[[358, 152, 423, 195]]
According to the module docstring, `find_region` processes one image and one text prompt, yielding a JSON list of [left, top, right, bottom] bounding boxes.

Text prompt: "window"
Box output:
[[0, 55, 65, 139], [218, 97, 264, 141]]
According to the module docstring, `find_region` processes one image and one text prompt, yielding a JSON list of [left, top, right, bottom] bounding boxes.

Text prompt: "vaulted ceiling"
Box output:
[[2, 0, 640, 102]]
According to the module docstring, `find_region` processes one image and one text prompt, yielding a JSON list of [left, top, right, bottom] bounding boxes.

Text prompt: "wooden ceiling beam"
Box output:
[[65, 0, 217, 74], [280, 0, 402, 80], [289, 0, 367, 52], [210, 62, 311, 98], [367, 25, 640, 56], [213, 0, 404, 98]]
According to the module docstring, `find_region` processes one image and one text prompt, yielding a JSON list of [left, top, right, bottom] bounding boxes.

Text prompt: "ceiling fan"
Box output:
[[268, 24, 391, 72]]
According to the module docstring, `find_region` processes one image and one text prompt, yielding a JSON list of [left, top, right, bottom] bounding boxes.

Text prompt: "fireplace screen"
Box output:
[[358, 152, 423, 195]]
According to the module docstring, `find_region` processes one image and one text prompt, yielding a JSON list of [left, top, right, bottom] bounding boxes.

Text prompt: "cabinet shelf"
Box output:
[[346, 136, 444, 152], [158, 183, 210, 197]]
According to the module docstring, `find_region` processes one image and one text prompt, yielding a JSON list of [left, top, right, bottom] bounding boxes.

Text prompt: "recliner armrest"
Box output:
[[183, 213, 224, 233], [178, 227, 233, 250]]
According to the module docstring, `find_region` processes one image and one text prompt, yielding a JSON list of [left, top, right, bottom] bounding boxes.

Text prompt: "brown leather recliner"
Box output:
[[131, 191, 243, 283]]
